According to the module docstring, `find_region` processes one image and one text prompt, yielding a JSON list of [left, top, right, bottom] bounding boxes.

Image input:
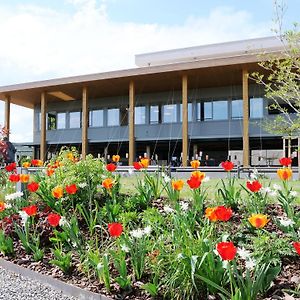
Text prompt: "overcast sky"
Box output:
[[0, 0, 299, 143]]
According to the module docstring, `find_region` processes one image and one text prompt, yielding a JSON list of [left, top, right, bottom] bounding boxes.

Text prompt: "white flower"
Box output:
[[164, 205, 174, 214], [179, 201, 189, 212], [78, 182, 87, 188], [19, 211, 28, 226], [5, 191, 24, 201], [237, 247, 251, 260], [245, 258, 256, 270], [59, 216, 68, 227], [97, 263, 103, 271], [273, 184, 282, 191], [4, 203, 12, 209], [162, 174, 171, 183], [202, 176, 210, 182], [120, 244, 130, 252], [130, 229, 144, 239], [290, 191, 298, 197], [222, 260, 229, 269], [269, 190, 278, 197], [143, 226, 152, 235], [261, 187, 271, 194], [278, 217, 295, 227]]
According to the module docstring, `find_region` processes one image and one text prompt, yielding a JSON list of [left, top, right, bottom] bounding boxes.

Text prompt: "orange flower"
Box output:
[[277, 168, 292, 181], [31, 159, 43, 167], [191, 171, 205, 181], [190, 160, 200, 169], [47, 168, 55, 176], [102, 178, 114, 189], [171, 179, 184, 191], [52, 186, 64, 199], [20, 174, 30, 183], [22, 162, 31, 168], [112, 155, 120, 163], [140, 158, 149, 168], [248, 214, 269, 229], [0, 202, 5, 212], [205, 207, 218, 222]]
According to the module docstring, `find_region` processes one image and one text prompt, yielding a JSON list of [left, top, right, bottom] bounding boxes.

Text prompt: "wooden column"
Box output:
[[242, 69, 249, 167], [4, 95, 10, 138], [82, 87, 88, 159], [40, 92, 47, 161], [182, 74, 188, 167], [129, 81, 135, 165]]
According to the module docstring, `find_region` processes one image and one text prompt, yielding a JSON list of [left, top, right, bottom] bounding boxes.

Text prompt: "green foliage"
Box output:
[[0, 230, 14, 255], [49, 248, 72, 274]]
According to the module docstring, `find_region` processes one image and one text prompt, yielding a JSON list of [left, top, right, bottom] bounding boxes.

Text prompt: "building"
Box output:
[[0, 36, 289, 166]]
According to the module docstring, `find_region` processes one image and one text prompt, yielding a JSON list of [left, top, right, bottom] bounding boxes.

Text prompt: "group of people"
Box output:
[[0, 126, 16, 164]]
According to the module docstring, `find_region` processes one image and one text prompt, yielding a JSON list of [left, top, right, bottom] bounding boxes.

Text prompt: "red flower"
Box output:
[[9, 174, 20, 182], [221, 161, 234, 172], [27, 182, 39, 193], [108, 222, 123, 237], [22, 205, 37, 216], [279, 157, 292, 167], [65, 184, 78, 195], [293, 242, 300, 255], [187, 176, 201, 189], [5, 162, 16, 172], [133, 162, 142, 170], [246, 180, 262, 193], [216, 241, 237, 261], [47, 213, 61, 227], [215, 206, 233, 221], [106, 163, 117, 172]]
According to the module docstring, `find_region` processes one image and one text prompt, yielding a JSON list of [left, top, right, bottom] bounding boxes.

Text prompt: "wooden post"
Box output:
[[129, 80, 135, 165], [146, 145, 151, 159], [82, 87, 88, 159], [40, 92, 47, 161], [4, 95, 10, 139], [182, 74, 188, 167], [242, 69, 249, 167]]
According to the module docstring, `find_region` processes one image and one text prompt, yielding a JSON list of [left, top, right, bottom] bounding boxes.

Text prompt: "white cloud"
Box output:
[[0, 1, 272, 143]]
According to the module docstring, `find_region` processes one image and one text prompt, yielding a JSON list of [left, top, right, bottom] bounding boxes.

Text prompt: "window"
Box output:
[[135, 106, 146, 125], [250, 98, 264, 119], [196, 102, 201, 121], [231, 100, 243, 119], [179, 103, 193, 122], [89, 110, 103, 127], [47, 113, 56, 130], [204, 102, 212, 120], [37, 112, 41, 130], [150, 105, 159, 124], [163, 104, 177, 123], [213, 101, 228, 120], [57, 113, 66, 129], [107, 108, 120, 126], [69, 111, 81, 128]]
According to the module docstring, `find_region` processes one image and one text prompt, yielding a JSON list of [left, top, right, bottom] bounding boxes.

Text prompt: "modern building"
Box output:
[[0, 36, 290, 166]]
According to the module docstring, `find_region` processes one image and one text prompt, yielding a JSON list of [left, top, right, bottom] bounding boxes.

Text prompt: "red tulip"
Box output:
[[215, 206, 233, 221], [22, 205, 37, 216], [279, 157, 292, 167], [187, 176, 201, 189], [47, 213, 61, 227], [221, 161, 234, 172], [216, 241, 237, 261], [133, 162, 142, 170], [27, 182, 39, 192], [9, 174, 20, 182], [246, 180, 262, 193], [65, 184, 78, 195], [293, 242, 300, 255], [106, 163, 117, 172], [5, 162, 16, 172], [108, 222, 123, 237]]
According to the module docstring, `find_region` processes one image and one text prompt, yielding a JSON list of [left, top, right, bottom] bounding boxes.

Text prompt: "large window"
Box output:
[[163, 104, 177, 123], [196, 102, 201, 121], [204, 102, 213, 120], [150, 105, 159, 124], [231, 100, 243, 119], [89, 110, 104, 127], [69, 111, 81, 128], [204, 100, 228, 120], [47, 113, 56, 130], [57, 113, 66, 129], [107, 108, 120, 126], [250, 98, 264, 119], [179, 103, 193, 122], [135, 106, 146, 125]]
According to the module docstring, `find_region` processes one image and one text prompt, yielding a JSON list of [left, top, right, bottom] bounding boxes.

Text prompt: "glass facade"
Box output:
[[204, 102, 213, 120], [150, 105, 159, 124], [89, 110, 104, 127], [163, 104, 177, 123], [69, 111, 81, 128], [196, 102, 201, 121], [107, 108, 120, 126], [179, 103, 193, 122], [47, 113, 56, 130], [135, 106, 146, 125], [57, 113, 66, 129], [213, 101, 228, 120], [250, 98, 264, 119], [231, 100, 243, 119]]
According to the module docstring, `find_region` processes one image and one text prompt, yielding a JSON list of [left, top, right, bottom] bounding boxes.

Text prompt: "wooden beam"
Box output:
[[182, 74, 188, 167], [129, 80, 135, 165], [4, 95, 10, 139], [242, 69, 249, 167], [40, 92, 47, 162], [82, 87, 88, 159]]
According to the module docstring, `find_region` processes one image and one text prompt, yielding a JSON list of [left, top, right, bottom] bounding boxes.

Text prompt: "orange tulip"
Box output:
[[0, 201, 5, 212], [52, 186, 64, 199], [22, 162, 31, 168], [205, 207, 218, 222], [190, 160, 200, 169], [20, 174, 30, 183], [112, 155, 120, 163], [191, 171, 205, 181], [248, 214, 269, 229], [140, 158, 149, 168], [277, 168, 292, 181], [171, 179, 184, 191], [47, 168, 55, 176], [102, 178, 114, 189]]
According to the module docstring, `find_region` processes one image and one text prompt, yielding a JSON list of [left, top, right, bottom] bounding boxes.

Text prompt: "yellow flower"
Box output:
[[248, 214, 269, 229], [66, 152, 74, 160], [22, 162, 31, 168], [172, 179, 184, 191], [277, 168, 292, 181], [112, 155, 120, 162], [190, 160, 200, 169], [191, 171, 205, 181], [140, 158, 149, 168], [20, 174, 30, 183], [52, 186, 64, 199], [205, 207, 218, 222]]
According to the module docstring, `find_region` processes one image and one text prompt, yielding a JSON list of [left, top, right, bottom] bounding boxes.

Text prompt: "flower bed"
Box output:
[[0, 149, 300, 299]]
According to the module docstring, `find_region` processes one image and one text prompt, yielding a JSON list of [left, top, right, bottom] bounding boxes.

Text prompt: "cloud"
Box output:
[[0, 1, 272, 143]]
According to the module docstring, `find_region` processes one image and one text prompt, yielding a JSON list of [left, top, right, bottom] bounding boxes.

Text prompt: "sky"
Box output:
[[0, 0, 299, 143]]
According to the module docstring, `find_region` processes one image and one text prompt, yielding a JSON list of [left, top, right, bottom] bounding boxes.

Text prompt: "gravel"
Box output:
[[0, 266, 78, 300]]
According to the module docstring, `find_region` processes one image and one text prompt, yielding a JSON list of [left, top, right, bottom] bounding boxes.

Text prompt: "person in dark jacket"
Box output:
[[2, 137, 16, 163]]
